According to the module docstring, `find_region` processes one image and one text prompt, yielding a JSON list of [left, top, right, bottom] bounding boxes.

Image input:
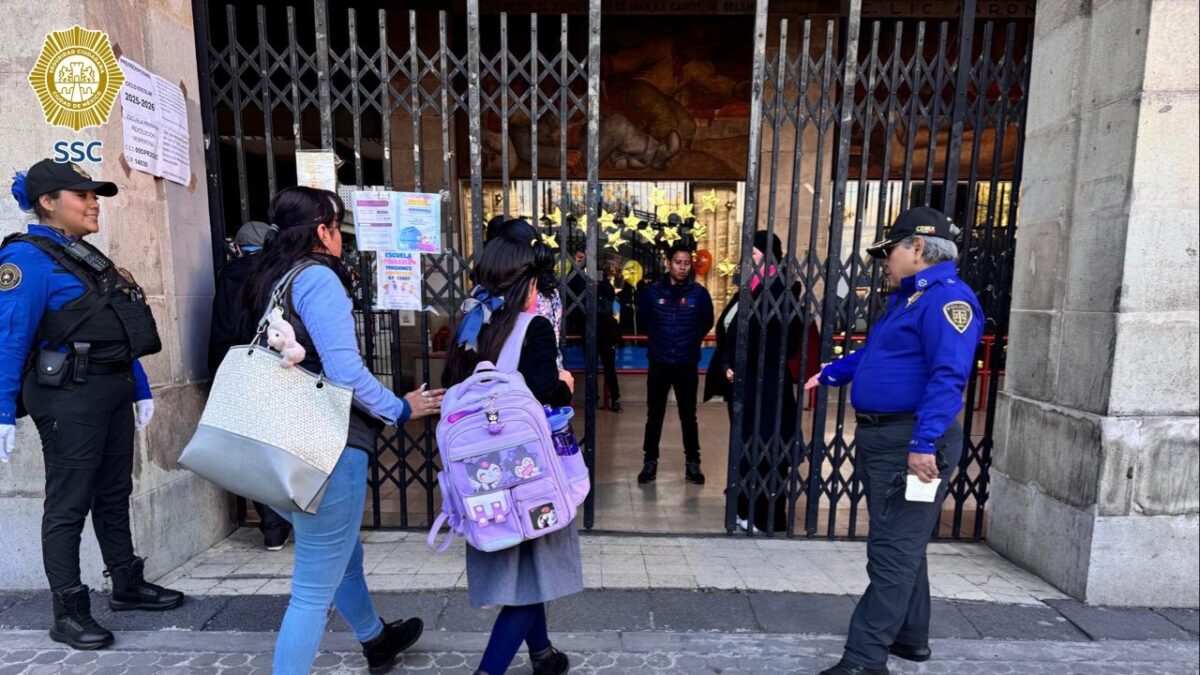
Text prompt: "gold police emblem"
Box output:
[[0, 263, 21, 291], [943, 301, 973, 334], [27, 25, 125, 131]]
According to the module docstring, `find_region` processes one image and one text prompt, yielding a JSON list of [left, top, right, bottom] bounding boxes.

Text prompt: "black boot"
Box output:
[[361, 616, 424, 672], [685, 460, 706, 485], [50, 585, 113, 650], [530, 646, 570, 675], [819, 659, 889, 675], [637, 460, 658, 484], [105, 557, 184, 611]]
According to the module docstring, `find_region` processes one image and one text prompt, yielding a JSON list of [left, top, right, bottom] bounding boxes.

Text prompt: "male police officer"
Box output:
[[0, 159, 183, 650], [807, 207, 982, 675], [636, 242, 714, 485]]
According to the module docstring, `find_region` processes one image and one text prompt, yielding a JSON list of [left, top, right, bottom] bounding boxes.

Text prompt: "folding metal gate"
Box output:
[[726, 0, 1031, 539], [194, 0, 604, 529]]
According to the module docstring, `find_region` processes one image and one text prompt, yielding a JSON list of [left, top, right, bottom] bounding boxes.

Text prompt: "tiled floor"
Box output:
[[158, 528, 1069, 606]]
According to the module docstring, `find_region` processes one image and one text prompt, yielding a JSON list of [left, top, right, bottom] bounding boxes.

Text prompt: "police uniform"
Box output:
[[0, 160, 183, 651], [817, 207, 983, 675]]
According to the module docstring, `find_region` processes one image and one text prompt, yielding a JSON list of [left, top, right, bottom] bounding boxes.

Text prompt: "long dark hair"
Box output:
[[242, 186, 348, 329], [444, 218, 553, 386]]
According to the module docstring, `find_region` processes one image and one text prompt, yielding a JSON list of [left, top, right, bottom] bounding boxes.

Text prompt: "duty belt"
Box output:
[[854, 412, 915, 427]]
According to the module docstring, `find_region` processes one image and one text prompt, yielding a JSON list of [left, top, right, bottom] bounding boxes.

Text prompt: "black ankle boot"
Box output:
[[50, 585, 113, 650], [361, 616, 424, 672], [105, 557, 184, 611], [531, 646, 570, 675], [685, 461, 705, 485], [637, 460, 658, 484]]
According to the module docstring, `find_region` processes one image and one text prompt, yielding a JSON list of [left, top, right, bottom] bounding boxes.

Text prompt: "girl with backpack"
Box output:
[[444, 218, 580, 675], [243, 187, 444, 674]]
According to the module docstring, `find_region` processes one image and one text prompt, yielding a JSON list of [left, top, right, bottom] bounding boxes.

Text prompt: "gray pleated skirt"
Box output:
[[465, 521, 583, 609]]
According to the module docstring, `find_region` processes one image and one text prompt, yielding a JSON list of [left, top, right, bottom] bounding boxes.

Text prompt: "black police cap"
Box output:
[[866, 206, 956, 259], [24, 158, 118, 202]]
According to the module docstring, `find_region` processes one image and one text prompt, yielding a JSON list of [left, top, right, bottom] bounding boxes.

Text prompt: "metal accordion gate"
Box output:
[[726, 0, 1031, 539], [194, 0, 604, 530]]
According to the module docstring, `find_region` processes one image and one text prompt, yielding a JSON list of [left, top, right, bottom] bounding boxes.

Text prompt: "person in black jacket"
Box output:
[[207, 220, 293, 551], [705, 231, 801, 533], [636, 242, 714, 485]]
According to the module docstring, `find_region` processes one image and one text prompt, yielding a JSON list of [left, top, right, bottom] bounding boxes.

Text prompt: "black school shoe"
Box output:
[[361, 616, 424, 672], [684, 461, 705, 485], [531, 646, 570, 674], [637, 460, 657, 484], [889, 642, 931, 662]]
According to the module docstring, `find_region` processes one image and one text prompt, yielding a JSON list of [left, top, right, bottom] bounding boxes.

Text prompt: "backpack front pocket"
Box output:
[[511, 480, 572, 538]]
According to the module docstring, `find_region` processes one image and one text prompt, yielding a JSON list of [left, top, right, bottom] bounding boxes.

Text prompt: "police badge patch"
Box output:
[[943, 301, 973, 334], [0, 263, 21, 291]]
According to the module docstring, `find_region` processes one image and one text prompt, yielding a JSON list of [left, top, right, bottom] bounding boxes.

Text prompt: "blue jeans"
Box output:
[[273, 449, 382, 674]]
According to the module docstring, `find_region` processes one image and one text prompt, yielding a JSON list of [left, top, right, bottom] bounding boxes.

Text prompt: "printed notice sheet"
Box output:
[[375, 251, 422, 311], [351, 191, 398, 252]]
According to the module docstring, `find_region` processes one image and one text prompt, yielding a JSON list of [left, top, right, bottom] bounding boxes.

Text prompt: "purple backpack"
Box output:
[[427, 314, 585, 552]]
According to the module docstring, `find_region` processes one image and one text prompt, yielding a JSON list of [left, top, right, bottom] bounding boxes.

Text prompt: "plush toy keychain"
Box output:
[[266, 307, 306, 368]]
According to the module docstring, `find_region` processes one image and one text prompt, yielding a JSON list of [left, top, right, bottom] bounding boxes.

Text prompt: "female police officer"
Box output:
[[0, 159, 183, 650]]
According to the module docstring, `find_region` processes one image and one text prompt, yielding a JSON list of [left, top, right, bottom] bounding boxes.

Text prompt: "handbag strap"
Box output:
[[252, 262, 320, 347]]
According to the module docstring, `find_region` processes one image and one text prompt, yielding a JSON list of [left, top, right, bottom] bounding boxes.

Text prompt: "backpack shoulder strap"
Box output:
[[496, 312, 536, 373], [4, 234, 100, 292]]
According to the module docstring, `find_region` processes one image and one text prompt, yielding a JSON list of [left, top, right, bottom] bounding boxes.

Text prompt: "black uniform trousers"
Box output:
[[641, 361, 701, 463], [23, 370, 137, 593], [843, 418, 963, 669]]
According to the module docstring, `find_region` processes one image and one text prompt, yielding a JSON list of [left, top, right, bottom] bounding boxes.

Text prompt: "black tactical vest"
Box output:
[[2, 233, 162, 362]]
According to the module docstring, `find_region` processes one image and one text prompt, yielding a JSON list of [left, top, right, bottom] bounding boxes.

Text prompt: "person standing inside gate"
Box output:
[[444, 218, 579, 675], [244, 186, 443, 674], [807, 207, 982, 675], [0, 159, 184, 651], [207, 220, 294, 551], [636, 241, 714, 485]]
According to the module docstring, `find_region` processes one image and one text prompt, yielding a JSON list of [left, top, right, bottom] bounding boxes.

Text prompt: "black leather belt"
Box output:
[[855, 412, 915, 427], [87, 360, 133, 375]]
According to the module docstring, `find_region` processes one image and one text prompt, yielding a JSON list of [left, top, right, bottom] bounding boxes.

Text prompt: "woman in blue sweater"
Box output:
[[244, 186, 444, 674]]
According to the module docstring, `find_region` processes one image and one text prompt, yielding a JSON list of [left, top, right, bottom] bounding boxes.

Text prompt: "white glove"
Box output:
[[134, 399, 155, 430], [0, 424, 15, 463], [0, 425, 14, 461]]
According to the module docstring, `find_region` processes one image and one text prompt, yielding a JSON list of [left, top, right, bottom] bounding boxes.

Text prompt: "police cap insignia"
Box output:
[[943, 301, 973, 334], [0, 263, 22, 291], [70, 163, 92, 180]]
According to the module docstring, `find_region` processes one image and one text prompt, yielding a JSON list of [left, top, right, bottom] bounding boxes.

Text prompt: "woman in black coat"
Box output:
[[705, 231, 801, 533]]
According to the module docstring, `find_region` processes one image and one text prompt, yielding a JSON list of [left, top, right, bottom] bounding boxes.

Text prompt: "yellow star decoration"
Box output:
[[635, 223, 656, 242], [546, 207, 562, 227], [650, 187, 667, 208], [540, 232, 559, 249], [691, 222, 709, 240], [660, 226, 682, 246], [700, 189, 720, 213], [598, 209, 617, 231], [655, 203, 674, 223], [604, 229, 624, 251], [675, 203, 695, 221], [717, 258, 737, 277], [576, 213, 589, 230]]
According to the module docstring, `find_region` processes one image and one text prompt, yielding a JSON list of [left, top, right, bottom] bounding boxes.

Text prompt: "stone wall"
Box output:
[[0, 0, 234, 589], [990, 0, 1199, 607]]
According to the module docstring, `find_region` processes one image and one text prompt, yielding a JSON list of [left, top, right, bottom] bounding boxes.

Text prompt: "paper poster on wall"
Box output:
[[395, 192, 442, 253], [295, 150, 338, 192], [350, 190, 397, 252], [375, 251, 422, 311], [117, 56, 190, 185]]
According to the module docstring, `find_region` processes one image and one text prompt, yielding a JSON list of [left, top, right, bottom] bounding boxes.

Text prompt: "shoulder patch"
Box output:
[[942, 301, 973, 334], [0, 263, 21, 291]]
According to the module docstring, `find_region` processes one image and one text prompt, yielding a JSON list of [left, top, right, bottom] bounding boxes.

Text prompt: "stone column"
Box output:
[[0, 0, 234, 589], [990, 0, 1199, 606]]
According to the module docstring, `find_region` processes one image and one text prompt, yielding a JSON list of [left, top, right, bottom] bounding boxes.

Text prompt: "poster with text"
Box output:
[[295, 150, 338, 192], [351, 191, 397, 252], [118, 56, 190, 185], [375, 251, 422, 311], [396, 192, 442, 253]]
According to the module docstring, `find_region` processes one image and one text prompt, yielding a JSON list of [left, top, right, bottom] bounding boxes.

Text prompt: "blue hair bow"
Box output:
[[11, 172, 32, 212], [454, 285, 506, 352]]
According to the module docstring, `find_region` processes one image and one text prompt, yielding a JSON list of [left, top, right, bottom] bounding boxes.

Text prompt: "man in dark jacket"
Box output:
[[207, 220, 292, 551], [636, 242, 714, 485]]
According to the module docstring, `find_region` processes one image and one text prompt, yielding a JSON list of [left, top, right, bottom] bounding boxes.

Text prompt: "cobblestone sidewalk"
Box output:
[[1, 630, 1198, 675]]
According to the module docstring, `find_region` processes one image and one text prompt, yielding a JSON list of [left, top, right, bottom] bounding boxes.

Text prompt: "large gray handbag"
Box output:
[[180, 264, 352, 514]]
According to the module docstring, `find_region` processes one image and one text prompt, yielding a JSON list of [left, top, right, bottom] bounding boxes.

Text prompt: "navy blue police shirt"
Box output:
[[636, 278, 714, 365], [818, 261, 983, 454], [0, 224, 152, 425]]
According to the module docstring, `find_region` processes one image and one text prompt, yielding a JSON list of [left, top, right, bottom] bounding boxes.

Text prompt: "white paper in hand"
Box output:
[[905, 475, 941, 502]]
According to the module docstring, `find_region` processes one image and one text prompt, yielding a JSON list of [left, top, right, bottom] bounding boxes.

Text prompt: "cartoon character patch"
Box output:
[[513, 456, 541, 480], [530, 503, 558, 530], [471, 461, 504, 492]]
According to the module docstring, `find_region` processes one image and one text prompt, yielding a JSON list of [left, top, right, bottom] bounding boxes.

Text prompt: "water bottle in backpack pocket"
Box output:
[[427, 314, 579, 553]]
